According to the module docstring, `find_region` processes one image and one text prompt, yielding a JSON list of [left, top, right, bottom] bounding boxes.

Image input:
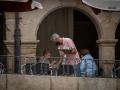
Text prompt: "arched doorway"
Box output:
[[0, 10, 6, 68], [37, 8, 70, 56], [37, 8, 98, 58], [115, 23, 120, 77], [0, 11, 4, 55], [115, 23, 120, 60]]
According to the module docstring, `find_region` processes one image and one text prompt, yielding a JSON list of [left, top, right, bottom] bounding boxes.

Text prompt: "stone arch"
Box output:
[[35, 3, 102, 39], [36, 2, 101, 57]]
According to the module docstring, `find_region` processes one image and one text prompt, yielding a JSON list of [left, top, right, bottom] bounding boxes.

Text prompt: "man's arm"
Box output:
[[50, 59, 62, 69], [71, 48, 77, 54], [55, 59, 63, 69]]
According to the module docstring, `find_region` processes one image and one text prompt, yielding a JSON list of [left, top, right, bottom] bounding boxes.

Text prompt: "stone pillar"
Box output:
[[4, 40, 39, 73], [97, 39, 118, 77]]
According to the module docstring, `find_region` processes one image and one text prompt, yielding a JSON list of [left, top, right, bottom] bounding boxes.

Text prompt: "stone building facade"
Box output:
[[2, 0, 120, 76]]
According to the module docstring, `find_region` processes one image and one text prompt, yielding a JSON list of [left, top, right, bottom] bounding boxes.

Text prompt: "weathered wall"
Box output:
[[117, 79, 120, 90], [0, 74, 119, 90], [0, 75, 6, 90], [7, 75, 51, 90]]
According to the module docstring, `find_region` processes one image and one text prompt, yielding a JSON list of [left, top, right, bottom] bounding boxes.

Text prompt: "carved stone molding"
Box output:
[[4, 40, 40, 55], [96, 39, 118, 47]]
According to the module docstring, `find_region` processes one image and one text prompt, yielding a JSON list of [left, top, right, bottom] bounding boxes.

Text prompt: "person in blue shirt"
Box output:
[[79, 49, 97, 77]]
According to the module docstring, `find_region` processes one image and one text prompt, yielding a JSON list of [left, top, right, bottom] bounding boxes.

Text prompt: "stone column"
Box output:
[[4, 40, 39, 73], [97, 39, 118, 77]]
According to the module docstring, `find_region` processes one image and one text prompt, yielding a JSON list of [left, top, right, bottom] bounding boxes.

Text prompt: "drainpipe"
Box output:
[[14, 12, 21, 73]]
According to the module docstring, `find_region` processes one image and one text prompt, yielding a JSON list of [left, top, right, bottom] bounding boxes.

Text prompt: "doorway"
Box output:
[[73, 10, 98, 58], [115, 23, 120, 60], [0, 11, 4, 55], [115, 23, 120, 77], [0, 10, 6, 70], [37, 8, 98, 58]]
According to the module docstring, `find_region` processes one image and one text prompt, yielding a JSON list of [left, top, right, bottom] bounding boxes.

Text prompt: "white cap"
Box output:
[[51, 33, 60, 42]]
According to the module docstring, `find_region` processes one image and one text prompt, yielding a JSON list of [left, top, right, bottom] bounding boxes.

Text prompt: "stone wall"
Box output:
[[3, 0, 120, 77], [0, 75, 6, 90], [0, 74, 119, 90]]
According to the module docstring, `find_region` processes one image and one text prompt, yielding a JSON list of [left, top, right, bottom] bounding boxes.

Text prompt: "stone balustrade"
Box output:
[[0, 74, 119, 90]]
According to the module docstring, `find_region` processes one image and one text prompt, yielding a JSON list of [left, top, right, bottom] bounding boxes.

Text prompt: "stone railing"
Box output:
[[0, 74, 120, 90]]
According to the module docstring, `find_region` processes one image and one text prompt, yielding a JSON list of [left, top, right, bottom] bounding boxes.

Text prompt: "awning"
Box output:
[[0, 0, 29, 2], [82, 0, 120, 11], [0, 0, 43, 12]]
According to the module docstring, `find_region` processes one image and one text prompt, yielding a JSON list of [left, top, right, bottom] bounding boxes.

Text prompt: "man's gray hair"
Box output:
[[51, 33, 60, 42]]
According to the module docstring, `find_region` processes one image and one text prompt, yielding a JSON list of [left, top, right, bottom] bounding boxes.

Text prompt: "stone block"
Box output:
[[97, 78, 117, 90], [51, 76, 78, 90], [7, 74, 51, 90], [78, 77, 98, 90], [117, 79, 120, 90], [78, 77, 117, 90]]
